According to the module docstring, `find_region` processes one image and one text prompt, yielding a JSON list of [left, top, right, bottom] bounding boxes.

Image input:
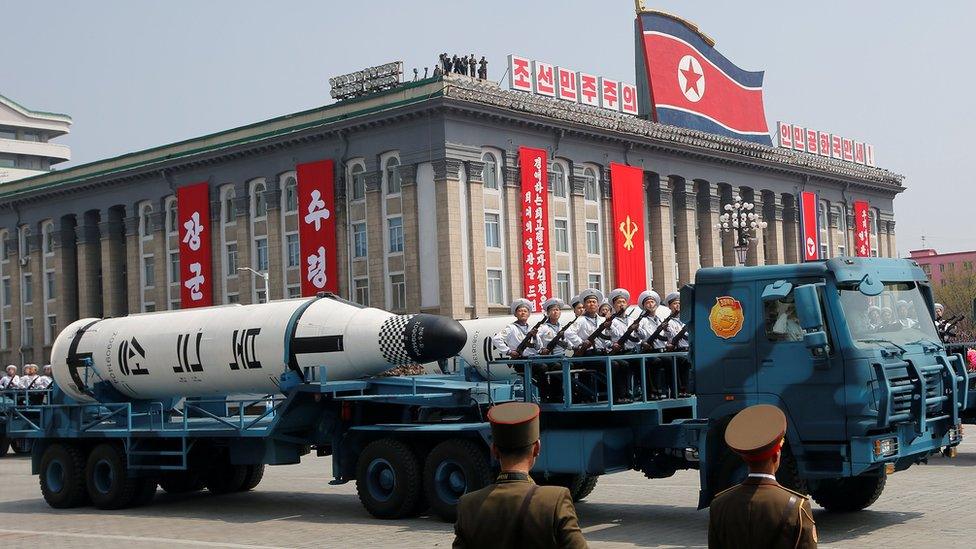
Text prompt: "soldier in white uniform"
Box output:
[[571, 289, 608, 355], [664, 292, 693, 396], [570, 295, 584, 318], [604, 288, 638, 402], [538, 298, 579, 356], [1, 364, 19, 391], [491, 298, 540, 359], [37, 365, 53, 389], [18, 364, 41, 390], [634, 291, 672, 399]]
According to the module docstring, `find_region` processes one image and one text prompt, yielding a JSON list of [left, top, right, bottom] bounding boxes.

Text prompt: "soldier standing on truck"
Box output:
[[491, 299, 540, 360], [453, 402, 587, 549], [571, 289, 606, 354], [708, 404, 817, 549], [1, 365, 19, 391], [570, 295, 584, 318]]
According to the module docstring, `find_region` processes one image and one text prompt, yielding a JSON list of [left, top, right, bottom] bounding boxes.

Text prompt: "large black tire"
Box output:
[[239, 464, 265, 491], [0, 435, 9, 457], [130, 477, 158, 507], [205, 463, 248, 494], [811, 472, 887, 512], [573, 475, 600, 501], [159, 470, 206, 494], [422, 438, 493, 522], [356, 438, 423, 519], [85, 443, 141, 509], [11, 438, 33, 455], [39, 442, 89, 508], [532, 473, 597, 502]]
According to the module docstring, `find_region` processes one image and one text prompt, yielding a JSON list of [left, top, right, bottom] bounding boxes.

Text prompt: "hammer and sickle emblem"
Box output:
[[619, 215, 639, 250]]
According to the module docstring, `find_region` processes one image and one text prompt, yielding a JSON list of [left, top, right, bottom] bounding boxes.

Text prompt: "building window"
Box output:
[[143, 256, 155, 287], [965, 262, 973, 271], [388, 217, 404, 253], [283, 176, 298, 213], [353, 222, 368, 258], [583, 167, 599, 201], [255, 288, 267, 304], [385, 157, 401, 195], [46, 315, 57, 343], [140, 204, 153, 237], [223, 188, 236, 224], [351, 164, 366, 201], [18, 226, 30, 257], [144, 303, 156, 313], [483, 152, 499, 190], [390, 273, 406, 310], [554, 219, 569, 253], [2, 278, 9, 306], [586, 222, 600, 255], [169, 251, 179, 282], [227, 243, 239, 275], [484, 213, 501, 248], [834, 205, 846, 256], [169, 299, 180, 310], [556, 272, 571, 302], [255, 238, 269, 271], [487, 269, 503, 304], [45, 271, 55, 299], [869, 210, 878, 235], [252, 181, 267, 219], [42, 222, 55, 254], [23, 274, 32, 304], [166, 197, 178, 234], [24, 318, 33, 346], [227, 293, 240, 304], [2, 321, 10, 349], [353, 277, 369, 306], [1, 237, 8, 260], [587, 273, 602, 292], [286, 233, 300, 268], [287, 286, 301, 299], [551, 163, 567, 198]]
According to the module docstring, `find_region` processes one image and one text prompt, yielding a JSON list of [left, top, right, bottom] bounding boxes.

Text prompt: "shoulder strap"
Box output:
[[774, 494, 801, 547], [515, 484, 539, 546]]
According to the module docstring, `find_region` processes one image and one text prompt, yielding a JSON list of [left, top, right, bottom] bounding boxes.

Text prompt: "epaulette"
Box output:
[[775, 484, 810, 500], [712, 484, 739, 501]]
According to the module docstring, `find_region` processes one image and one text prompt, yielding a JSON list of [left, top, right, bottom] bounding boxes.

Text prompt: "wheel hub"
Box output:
[[434, 459, 467, 504], [46, 460, 65, 493], [93, 459, 114, 494], [366, 458, 396, 502]]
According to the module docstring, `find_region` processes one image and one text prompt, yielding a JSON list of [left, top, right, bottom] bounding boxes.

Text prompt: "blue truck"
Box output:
[[1, 257, 965, 520]]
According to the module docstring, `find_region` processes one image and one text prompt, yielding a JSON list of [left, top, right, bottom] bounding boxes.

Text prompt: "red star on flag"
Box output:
[[681, 64, 702, 95]]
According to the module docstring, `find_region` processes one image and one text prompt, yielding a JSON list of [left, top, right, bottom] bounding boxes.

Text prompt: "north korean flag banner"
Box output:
[[799, 191, 820, 262], [519, 147, 551, 312], [636, 11, 772, 145], [854, 200, 871, 257], [610, 163, 647, 302], [297, 159, 338, 296], [177, 182, 213, 307]]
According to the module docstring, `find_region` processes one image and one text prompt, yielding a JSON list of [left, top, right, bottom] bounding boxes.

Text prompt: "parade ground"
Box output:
[[0, 441, 972, 548]]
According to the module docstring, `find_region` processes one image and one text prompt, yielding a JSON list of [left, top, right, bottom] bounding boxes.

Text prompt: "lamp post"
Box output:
[[238, 267, 270, 303], [716, 194, 768, 266]]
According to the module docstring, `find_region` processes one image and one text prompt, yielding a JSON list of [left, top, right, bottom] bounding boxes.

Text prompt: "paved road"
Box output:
[[2, 442, 975, 548]]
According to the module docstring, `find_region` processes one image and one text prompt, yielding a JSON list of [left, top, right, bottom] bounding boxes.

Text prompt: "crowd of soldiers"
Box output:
[[435, 53, 488, 79], [491, 287, 690, 404], [0, 363, 53, 392]]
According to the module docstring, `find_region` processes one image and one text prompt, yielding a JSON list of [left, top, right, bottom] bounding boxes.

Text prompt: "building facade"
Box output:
[[909, 249, 976, 287], [0, 94, 71, 183], [0, 75, 903, 364]]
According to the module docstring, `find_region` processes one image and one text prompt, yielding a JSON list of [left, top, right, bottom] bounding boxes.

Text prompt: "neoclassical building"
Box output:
[[0, 74, 902, 364]]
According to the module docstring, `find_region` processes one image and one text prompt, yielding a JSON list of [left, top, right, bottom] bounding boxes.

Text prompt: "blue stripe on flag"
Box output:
[[657, 107, 773, 146]]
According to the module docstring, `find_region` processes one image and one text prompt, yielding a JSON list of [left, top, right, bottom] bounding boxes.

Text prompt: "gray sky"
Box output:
[[4, 1, 971, 255]]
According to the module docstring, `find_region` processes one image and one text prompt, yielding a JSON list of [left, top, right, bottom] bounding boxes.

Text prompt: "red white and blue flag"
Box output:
[[636, 11, 772, 145]]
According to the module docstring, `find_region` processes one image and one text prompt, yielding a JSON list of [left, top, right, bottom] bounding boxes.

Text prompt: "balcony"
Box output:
[[0, 137, 71, 163]]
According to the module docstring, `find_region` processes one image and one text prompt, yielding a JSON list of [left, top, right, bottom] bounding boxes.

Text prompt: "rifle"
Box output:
[[513, 317, 548, 357], [578, 309, 627, 353], [612, 310, 651, 351], [644, 312, 679, 350], [544, 315, 581, 353], [668, 323, 690, 350]]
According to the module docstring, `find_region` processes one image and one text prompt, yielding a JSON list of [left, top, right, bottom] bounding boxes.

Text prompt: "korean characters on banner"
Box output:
[[609, 163, 647, 301], [799, 191, 820, 262], [854, 200, 871, 257], [776, 122, 875, 167], [518, 147, 551, 312], [506, 54, 638, 115], [177, 182, 214, 307], [297, 160, 339, 296]]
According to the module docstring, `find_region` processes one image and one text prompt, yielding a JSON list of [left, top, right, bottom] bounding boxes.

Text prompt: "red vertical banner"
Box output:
[[610, 163, 647, 302], [854, 200, 871, 257], [799, 191, 820, 261], [177, 182, 213, 307], [519, 147, 551, 312], [297, 159, 338, 296]]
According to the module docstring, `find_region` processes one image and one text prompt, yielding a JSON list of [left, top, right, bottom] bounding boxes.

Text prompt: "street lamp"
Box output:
[[238, 267, 270, 303], [716, 195, 768, 266]]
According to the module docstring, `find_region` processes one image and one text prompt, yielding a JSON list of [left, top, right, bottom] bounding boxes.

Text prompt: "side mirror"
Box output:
[[762, 280, 793, 302], [793, 284, 824, 331]]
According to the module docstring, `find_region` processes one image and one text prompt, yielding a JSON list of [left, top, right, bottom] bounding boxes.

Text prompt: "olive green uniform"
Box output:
[[708, 476, 817, 548], [453, 472, 587, 549]]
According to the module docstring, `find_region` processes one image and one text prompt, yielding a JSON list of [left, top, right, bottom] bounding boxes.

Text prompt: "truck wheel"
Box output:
[[85, 443, 140, 509], [239, 464, 265, 491], [531, 474, 597, 502], [130, 477, 158, 507], [356, 438, 422, 519], [205, 464, 248, 494], [776, 447, 808, 495], [811, 472, 887, 512], [159, 470, 206, 494], [12, 438, 33, 455], [0, 436, 9, 457], [39, 442, 88, 508], [573, 475, 600, 501], [422, 439, 492, 522]]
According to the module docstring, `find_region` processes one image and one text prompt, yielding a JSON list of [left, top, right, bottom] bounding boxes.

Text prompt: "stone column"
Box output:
[[433, 159, 466, 318], [877, 218, 889, 257], [150, 211, 168, 308], [846, 212, 856, 255], [719, 186, 736, 266], [209, 199, 223, 305], [334, 172, 349, 299], [600, 167, 615, 289], [398, 164, 422, 313], [569, 173, 589, 294], [100, 212, 127, 317], [233, 194, 252, 304], [466, 160, 489, 318], [671, 177, 699, 287], [696, 181, 723, 268], [887, 221, 897, 258], [263, 182, 284, 301], [28, 234, 45, 360], [505, 164, 524, 301], [782, 196, 800, 264], [54, 220, 79, 329], [762, 192, 785, 265], [6, 233, 22, 360], [364, 170, 385, 309], [124, 215, 141, 313], [744, 190, 765, 266], [75, 220, 102, 318], [647, 173, 676, 292]]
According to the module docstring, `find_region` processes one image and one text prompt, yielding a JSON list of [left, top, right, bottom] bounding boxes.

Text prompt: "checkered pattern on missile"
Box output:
[[379, 315, 414, 364]]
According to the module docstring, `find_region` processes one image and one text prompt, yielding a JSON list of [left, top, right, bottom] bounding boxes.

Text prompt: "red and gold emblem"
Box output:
[[709, 296, 744, 339]]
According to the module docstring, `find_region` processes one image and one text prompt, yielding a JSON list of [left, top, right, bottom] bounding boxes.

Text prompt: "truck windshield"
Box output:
[[838, 281, 941, 349]]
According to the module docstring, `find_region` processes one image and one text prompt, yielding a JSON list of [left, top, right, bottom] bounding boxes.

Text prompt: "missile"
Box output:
[[51, 294, 466, 403]]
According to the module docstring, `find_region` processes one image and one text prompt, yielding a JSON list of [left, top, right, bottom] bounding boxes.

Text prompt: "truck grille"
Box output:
[[873, 359, 955, 432]]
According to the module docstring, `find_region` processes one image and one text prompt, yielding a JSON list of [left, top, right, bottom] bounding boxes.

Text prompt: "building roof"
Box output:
[[0, 93, 72, 124], [909, 249, 976, 260]]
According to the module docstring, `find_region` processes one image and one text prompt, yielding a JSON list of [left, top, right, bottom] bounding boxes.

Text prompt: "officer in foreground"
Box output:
[[709, 404, 817, 548], [454, 402, 587, 549]]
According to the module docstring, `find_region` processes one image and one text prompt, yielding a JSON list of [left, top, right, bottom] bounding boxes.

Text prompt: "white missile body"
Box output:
[[51, 296, 466, 403]]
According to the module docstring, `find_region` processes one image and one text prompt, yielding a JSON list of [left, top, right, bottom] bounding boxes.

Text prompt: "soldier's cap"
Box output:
[[664, 292, 680, 306], [570, 294, 583, 307], [542, 297, 564, 312], [510, 298, 533, 315], [487, 402, 540, 450], [578, 288, 604, 304], [725, 404, 787, 462], [638, 290, 661, 307], [608, 288, 630, 304], [935, 303, 944, 311], [4, 365, 16, 373], [598, 300, 611, 312]]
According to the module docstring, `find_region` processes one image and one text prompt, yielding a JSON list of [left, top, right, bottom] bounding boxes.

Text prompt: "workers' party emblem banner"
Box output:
[[177, 182, 213, 307], [610, 163, 647, 302], [854, 200, 871, 257], [519, 147, 551, 311], [799, 191, 820, 261], [635, 11, 772, 145], [297, 159, 338, 296]]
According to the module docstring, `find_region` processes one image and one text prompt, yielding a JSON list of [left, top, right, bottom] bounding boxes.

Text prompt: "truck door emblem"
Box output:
[[709, 296, 744, 339]]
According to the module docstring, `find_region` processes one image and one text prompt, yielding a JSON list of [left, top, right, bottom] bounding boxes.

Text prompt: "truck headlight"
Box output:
[[873, 437, 898, 457]]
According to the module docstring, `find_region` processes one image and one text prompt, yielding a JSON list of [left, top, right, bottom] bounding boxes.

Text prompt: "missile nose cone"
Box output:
[[400, 314, 467, 363]]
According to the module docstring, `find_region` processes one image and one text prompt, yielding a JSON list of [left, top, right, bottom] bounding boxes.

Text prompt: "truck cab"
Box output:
[[687, 257, 966, 511]]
